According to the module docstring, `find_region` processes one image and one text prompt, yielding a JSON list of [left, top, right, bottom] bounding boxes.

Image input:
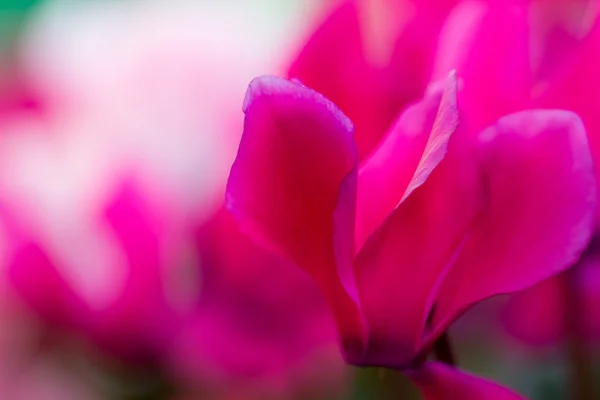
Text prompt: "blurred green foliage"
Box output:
[[0, 0, 41, 57], [0, 0, 39, 10]]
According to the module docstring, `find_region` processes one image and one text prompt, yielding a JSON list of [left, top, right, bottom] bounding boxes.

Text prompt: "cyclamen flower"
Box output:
[[226, 71, 595, 399]]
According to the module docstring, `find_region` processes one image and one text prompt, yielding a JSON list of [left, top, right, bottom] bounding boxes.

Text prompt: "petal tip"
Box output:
[[242, 75, 354, 134], [243, 75, 290, 113]]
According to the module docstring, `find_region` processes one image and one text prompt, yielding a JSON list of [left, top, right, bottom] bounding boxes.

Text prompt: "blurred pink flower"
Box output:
[[225, 69, 595, 398], [0, 0, 346, 397], [3, 180, 181, 361]]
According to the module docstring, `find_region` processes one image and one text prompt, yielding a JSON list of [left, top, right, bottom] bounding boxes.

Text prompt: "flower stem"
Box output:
[[433, 331, 457, 366], [563, 266, 595, 400]]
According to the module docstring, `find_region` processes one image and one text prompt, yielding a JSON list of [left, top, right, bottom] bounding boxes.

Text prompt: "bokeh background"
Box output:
[[0, 0, 597, 399]]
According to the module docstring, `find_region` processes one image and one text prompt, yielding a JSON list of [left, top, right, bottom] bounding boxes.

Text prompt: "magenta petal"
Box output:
[[356, 77, 451, 249], [435, 0, 531, 134], [226, 76, 366, 362], [536, 17, 600, 227], [430, 110, 596, 338], [288, 1, 383, 160], [384, 0, 457, 123], [172, 209, 340, 385], [8, 242, 87, 330], [503, 240, 600, 344], [502, 274, 565, 346], [90, 181, 172, 358], [408, 362, 525, 400], [288, 0, 435, 160], [530, 0, 592, 81], [353, 74, 484, 367], [228, 76, 355, 267]]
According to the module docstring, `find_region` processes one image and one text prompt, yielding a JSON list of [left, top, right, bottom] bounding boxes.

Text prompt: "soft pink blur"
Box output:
[[0, 1, 347, 399]]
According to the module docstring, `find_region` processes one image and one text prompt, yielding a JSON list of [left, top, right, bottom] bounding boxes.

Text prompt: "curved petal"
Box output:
[[1, 205, 88, 330], [226, 76, 366, 362], [503, 237, 600, 344], [90, 181, 173, 358], [171, 209, 341, 387], [430, 110, 596, 340], [535, 16, 600, 228], [353, 73, 484, 368], [434, 0, 531, 134], [356, 77, 448, 250], [408, 362, 525, 400], [502, 274, 565, 346]]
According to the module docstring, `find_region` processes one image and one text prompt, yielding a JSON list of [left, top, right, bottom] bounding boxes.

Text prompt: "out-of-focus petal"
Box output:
[[226, 76, 365, 362], [430, 110, 596, 339], [288, 0, 387, 160], [384, 0, 459, 134], [503, 238, 600, 344], [535, 16, 600, 227], [435, 0, 531, 134], [353, 73, 484, 367], [502, 274, 564, 345], [88, 181, 173, 359], [409, 362, 525, 400], [0, 68, 43, 123], [289, 0, 446, 160], [530, 0, 594, 80], [8, 242, 86, 330], [170, 209, 342, 393]]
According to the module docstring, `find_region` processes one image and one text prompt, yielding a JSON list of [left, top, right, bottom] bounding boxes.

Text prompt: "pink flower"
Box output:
[[3, 179, 182, 361], [225, 71, 595, 398], [0, 0, 345, 396]]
